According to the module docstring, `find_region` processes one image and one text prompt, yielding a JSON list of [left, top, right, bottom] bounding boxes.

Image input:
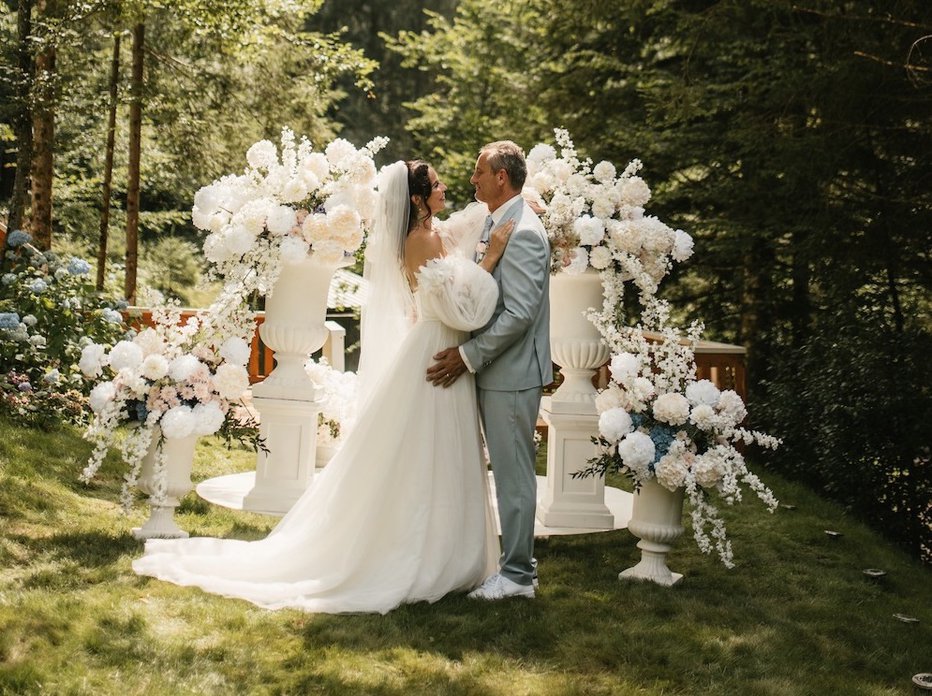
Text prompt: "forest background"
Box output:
[[0, 0, 929, 561]]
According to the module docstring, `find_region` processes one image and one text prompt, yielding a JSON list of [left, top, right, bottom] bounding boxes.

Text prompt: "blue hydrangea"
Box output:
[[68, 257, 91, 275], [1, 273, 16, 286], [6, 230, 32, 248], [17, 381, 33, 392], [0, 312, 21, 329], [649, 424, 678, 463], [29, 279, 48, 294], [101, 308, 123, 324], [43, 369, 60, 384], [115, 299, 129, 310]]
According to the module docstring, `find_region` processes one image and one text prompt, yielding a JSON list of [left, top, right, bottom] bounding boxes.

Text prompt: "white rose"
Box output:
[[219, 336, 251, 367], [301, 214, 330, 244], [652, 392, 690, 426], [160, 405, 195, 439], [326, 205, 361, 237], [89, 381, 116, 413], [141, 354, 169, 381], [213, 363, 249, 400], [108, 340, 144, 372], [685, 379, 721, 407], [609, 352, 640, 384], [598, 407, 633, 443]]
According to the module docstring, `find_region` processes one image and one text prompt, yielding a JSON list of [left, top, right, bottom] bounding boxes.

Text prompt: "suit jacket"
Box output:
[[461, 198, 551, 391]]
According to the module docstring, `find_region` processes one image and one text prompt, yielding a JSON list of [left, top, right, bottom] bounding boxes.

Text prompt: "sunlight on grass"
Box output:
[[1, 417, 930, 695]]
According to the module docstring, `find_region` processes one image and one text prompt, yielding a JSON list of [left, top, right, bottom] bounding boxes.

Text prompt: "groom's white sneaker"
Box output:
[[468, 573, 535, 600]]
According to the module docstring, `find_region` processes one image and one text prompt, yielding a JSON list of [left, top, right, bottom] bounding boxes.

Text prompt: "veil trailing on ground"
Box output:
[[357, 160, 415, 406]]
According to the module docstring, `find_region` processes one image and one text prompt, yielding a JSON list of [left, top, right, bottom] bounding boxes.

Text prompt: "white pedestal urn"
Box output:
[[132, 430, 198, 540], [619, 478, 686, 586], [244, 254, 352, 515], [538, 268, 615, 529]]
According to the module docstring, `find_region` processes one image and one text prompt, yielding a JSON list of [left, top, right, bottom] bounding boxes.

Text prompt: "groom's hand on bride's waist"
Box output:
[[427, 347, 467, 388]]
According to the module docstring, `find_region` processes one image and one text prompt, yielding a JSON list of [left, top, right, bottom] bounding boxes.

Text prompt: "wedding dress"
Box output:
[[132, 253, 500, 614]]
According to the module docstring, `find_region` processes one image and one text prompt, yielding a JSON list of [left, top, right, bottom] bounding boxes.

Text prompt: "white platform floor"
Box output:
[[197, 472, 633, 538]]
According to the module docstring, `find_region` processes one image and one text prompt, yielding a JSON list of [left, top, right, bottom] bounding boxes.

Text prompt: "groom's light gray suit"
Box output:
[[461, 197, 551, 587]]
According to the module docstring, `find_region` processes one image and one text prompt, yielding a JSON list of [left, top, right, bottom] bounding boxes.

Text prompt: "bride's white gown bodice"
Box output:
[[133, 255, 500, 614]]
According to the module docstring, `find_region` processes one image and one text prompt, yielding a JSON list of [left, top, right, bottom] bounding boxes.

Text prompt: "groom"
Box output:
[[428, 140, 551, 600]]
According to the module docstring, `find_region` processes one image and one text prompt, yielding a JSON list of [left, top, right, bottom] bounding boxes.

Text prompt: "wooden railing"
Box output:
[[125, 307, 346, 383]]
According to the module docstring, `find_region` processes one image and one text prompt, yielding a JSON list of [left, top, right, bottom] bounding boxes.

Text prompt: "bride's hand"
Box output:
[[486, 220, 515, 260]]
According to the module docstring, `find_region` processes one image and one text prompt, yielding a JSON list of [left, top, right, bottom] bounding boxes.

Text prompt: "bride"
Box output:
[[132, 160, 514, 614]]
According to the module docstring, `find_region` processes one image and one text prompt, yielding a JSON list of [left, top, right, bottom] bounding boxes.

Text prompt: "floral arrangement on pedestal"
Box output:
[[0, 232, 126, 428], [192, 128, 388, 296], [578, 296, 781, 567], [304, 357, 358, 447], [524, 128, 694, 295], [78, 288, 261, 510]]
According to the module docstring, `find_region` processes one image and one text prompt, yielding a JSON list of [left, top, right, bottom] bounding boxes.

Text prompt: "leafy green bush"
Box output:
[[758, 312, 932, 562], [0, 231, 127, 429]]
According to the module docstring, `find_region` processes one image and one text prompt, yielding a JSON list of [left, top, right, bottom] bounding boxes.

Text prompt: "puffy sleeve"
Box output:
[[435, 202, 489, 256], [415, 254, 498, 331]]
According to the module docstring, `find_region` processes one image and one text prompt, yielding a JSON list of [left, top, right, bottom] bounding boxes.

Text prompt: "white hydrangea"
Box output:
[[693, 448, 728, 488], [607, 219, 642, 254], [594, 383, 624, 413], [593, 160, 617, 184], [526, 143, 556, 174], [620, 176, 651, 207], [563, 247, 589, 274], [609, 352, 640, 384], [325, 138, 356, 167], [326, 205, 361, 240], [655, 452, 689, 491], [280, 178, 309, 204], [313, 239, 348, 264], [573, 215, 605, 247], [219, 336, 252, 367], [79, 343, 108, 378], [168, 354, 201, 383], [598, 407, 633, 443], [588, 245, 613, 270], [89, 381, 116, 413], [652, 392, 690, 425], [301, 214, 330, 244], [630, 377, 656, 404], [233, 198, 273, 236], [160, 405, 195, 439], [192, 401, 225, 436], [689, 404, 717, 430], [224, 226, 256, 256], [280, 235, 310, 264], [133, 327, 166, 357], [141, 354, 169, 381], [246, 140, 278, 170], [717, 390, 747, 424], [686, 379, 721, 406], [591, 194, 616, 220], [301, 152, 330, 181], [266, 205, 297, 236], [672, 229, 694, 262], [108, 340, 144, 371], [213, 363, 249, 400], [617, 431, 655, 473]]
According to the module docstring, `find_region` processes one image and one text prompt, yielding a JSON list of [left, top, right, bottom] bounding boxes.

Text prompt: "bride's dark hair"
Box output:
[[406, 160, 432, 231]]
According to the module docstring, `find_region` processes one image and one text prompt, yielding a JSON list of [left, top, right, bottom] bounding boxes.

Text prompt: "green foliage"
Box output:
[[1, 421, 931, 694]]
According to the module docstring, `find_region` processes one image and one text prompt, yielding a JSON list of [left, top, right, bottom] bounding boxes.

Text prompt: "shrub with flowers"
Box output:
[[304, 357, 358, 447], [79, 287, 262, 510], [576, 297, 781, 567], [524, 128, 694, 298], [192, 128, 388, 297], [0, 232, 126, 429]]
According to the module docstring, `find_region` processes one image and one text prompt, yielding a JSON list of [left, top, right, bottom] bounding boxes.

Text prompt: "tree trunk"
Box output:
[[28, 0, 55, 251], [790, 231, 811, 348], [739, 237, 775, 398], [97, 34, 121, 291], [125, 22, 144, 303], [6, 0, 35, 239]]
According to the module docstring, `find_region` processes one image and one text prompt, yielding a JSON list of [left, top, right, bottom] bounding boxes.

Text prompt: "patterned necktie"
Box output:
[[476, 215, 494, 262]]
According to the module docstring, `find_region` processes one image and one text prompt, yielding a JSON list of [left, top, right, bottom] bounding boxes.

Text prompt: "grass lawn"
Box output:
[[1, 417, 929, 695]]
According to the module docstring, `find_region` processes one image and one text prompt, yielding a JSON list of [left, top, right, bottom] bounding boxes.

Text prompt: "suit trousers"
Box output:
[[478, 385, 542, 586]]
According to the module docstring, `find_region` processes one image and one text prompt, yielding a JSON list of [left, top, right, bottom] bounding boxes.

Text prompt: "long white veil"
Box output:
[[356, 161, 415, 406]]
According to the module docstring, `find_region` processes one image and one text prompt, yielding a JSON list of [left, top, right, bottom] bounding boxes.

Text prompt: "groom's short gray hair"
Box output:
[[481, 140, 527, 190]]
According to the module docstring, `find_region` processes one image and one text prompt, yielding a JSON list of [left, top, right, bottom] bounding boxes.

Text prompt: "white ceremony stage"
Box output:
[[197, 471, 633, 538]]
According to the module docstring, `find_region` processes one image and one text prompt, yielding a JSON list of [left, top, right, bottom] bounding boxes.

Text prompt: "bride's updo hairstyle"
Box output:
[[406, 160, 432, 231]]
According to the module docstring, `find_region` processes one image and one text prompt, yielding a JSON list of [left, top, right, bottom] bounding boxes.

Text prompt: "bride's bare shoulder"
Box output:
[[404, 229, 444, 268]]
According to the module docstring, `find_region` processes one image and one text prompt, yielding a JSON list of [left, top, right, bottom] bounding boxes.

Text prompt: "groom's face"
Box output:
[[470, 153, 504, 207]]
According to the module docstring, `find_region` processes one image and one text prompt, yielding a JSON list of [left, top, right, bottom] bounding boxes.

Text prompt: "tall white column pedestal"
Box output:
[[538, 396, 615, 529], [243, 395, 319, 515]]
